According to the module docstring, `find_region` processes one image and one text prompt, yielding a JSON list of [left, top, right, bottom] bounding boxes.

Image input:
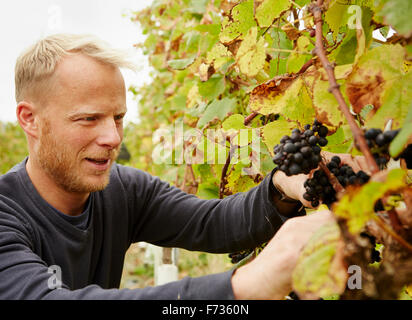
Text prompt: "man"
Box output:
[[0, 34, 363, 299]]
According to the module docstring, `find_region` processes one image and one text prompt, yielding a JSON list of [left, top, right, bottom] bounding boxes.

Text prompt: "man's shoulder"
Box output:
[[0, 159, 26, 195]]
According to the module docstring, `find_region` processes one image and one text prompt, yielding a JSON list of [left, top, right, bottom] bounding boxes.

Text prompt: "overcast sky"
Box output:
[[0, 0, 153, 124]]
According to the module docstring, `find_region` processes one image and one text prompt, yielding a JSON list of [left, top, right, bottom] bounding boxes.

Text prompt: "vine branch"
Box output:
[[309, 0, 379, 174]]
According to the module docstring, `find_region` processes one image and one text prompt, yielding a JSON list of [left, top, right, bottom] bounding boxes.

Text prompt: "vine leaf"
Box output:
[[167, 54, 197, 70], [389, 102, 412, 158], [235, 27, 266, 77], [286, 36, 312, 73], [198, 74, 226, 101], [197, 97, 237, 128], [226, 163, 257, 194], [206, 43, 233, 70], [292, 222, 347, 300], [374, 0, 412, 38], [222, 114, 246, 132], [346, 44, 410, 128], [333, 168, 408, 234], [219, 0, 256, 44], [313, 77, 347, 128], [249, 74, 315, 124], [324, 0, 350, 40], [262, 118, 297, 154], [254, 0, 291, 28]]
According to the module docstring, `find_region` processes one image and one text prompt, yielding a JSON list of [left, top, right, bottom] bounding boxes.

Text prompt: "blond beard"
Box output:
[[37, 120, 120, 193]]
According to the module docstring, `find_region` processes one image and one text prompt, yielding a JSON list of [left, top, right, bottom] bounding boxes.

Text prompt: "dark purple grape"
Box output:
[[318, 126, 328, 137], [331, 156, 341, 165], [304, 129, 314, 137], [284, 143, 297, 153], [301, 146, 312, 156], [364, 128, 381, 140], [375, 133, 386, 146], [289, 164, 302, 175], [308, 135, 318, 145], [318, 137, 328, 146], [312, 145, 321, 154], [293, 152, 303, 163]]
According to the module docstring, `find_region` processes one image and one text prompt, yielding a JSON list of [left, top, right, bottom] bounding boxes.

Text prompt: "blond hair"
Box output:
[[15, 33, 136, 103]]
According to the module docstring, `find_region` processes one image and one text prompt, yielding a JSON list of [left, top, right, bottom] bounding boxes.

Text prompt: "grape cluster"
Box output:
[[363, 128, 399, 169], [303, 156, 370, 208], [272, 120, 329, 176]]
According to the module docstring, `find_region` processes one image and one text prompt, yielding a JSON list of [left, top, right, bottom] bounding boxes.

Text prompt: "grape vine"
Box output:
[[126, 0, 412, 299]]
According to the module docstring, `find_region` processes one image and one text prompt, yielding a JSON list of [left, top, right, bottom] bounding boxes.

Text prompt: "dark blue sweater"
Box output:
[[0, 158, 287, 299]]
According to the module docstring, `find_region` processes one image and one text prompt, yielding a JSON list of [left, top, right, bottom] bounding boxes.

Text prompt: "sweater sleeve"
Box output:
[[117, 165, 298, 253], [0, 205, 235, 300]]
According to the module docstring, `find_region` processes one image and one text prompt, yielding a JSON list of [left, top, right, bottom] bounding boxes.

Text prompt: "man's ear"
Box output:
[[16, 101, 40, 138]]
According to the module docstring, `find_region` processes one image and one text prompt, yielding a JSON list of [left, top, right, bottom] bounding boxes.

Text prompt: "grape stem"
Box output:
[[244, 112, 258, 125], [309, 0, 379, 174], [318, 160, 345, 196]]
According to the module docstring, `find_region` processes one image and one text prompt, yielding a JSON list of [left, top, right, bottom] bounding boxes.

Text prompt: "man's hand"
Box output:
[[231, 210, 337, 299], [272, 152, 369, 208]]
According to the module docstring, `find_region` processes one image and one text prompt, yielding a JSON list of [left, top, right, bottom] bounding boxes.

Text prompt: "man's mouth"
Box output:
[[86, 158, 110, 165]]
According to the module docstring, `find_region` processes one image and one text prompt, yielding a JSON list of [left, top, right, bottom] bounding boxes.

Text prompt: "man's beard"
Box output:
[[37, 121, 120, 193]]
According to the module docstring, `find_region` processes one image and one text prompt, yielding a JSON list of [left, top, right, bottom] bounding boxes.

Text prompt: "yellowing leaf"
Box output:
[[219, 0, 256, 44], [262, 118, 297, 154], [313, 78, 346, 127], [249, 75, 315, 124], [334, 169, 408, 234], [346, 44, 407, 124], [292, 222, 347, 299], [236, 27, 266, 77], [255, 0, 291, 28], [206, 43, 233, 70]]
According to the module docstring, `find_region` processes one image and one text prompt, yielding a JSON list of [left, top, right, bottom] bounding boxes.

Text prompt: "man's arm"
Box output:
[[0, 208, 235, 299], [116, 165, 303, 254]]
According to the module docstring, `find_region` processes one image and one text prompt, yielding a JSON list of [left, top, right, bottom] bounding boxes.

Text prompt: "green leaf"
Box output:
[[167, 55, 197, 70], [292, 222, 347, 299], [219, 0, 256, 43], [262, 118, 297, 153], [389, 102, 412, 157], [375, 0, 412, 38], [286, 36, 312, 73], [198, 74, 226, 101], [236, 27, 266, 77], [222, 114, 246, 131], [197, 97, 237, 128], [255, 0, 291, 28], [324, 0, 350, 39], [322, 125, 353, 154], [334, 169, 408, 234]]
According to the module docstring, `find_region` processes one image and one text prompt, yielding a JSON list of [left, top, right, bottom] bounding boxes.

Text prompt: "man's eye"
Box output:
[[115, 115, 124, 121], [83, 117, 96, 121]]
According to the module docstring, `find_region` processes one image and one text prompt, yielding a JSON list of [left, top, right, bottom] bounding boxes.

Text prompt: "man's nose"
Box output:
[[96, 119, 122, 149]]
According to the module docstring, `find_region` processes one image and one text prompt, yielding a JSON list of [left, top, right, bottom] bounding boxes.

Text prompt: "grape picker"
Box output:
[[0, 34, 364, 299]]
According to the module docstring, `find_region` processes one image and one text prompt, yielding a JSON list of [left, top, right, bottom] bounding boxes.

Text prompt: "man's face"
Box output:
[[35, 53, 126, 193]]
